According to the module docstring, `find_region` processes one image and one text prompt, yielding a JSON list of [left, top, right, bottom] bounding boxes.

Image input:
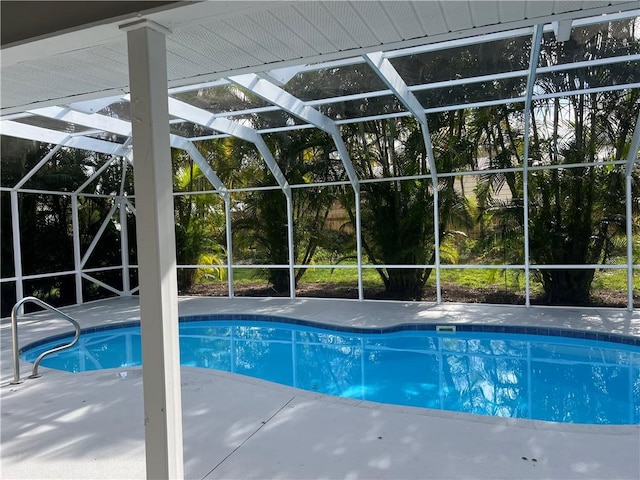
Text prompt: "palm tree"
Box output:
[[172, 148, 226, 291], [230, 127, 341, 293], [340, 114, 473, 299], [525, 19, 640, 304]]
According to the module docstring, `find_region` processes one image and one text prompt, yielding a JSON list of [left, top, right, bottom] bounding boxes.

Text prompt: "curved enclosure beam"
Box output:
[[28, 105, 133, 137], [0, 120, 129, 157], [363, 51, 441, 303], [229, 72, 364, 299], [167, 98, 288, 189], [363, 52, 438, 180], [24, 104, 230, 195], [228, 73, 359, 189], [178, 140, 228, 198]]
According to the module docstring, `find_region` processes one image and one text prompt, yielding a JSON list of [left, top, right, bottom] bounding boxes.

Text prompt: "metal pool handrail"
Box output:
[[11, 296, 81, 384]]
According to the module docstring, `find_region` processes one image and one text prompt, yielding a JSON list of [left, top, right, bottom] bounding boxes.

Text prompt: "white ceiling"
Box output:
[[2, 0, 638, 116]]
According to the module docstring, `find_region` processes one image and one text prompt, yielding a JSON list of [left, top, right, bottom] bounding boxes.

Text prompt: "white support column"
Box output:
[[122, 19, 183, 480], [71, 195, 83, 304], [285, 187, 296, 298], [522, 25, 544, 308], [224, 195, 234, 298], [10, 190, 24, 305]]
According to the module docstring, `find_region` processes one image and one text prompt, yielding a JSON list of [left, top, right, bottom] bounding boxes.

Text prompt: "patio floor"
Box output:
[[1, 296, 639, 479]]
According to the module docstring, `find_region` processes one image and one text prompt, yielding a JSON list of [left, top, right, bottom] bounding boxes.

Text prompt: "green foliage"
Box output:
[[0, 141, 127, 313], [228, 124, 341, 293], [2, 21, 639, 309], [471, 19, 640, 305], [339, 114, 474, 299], [173, 150, 226, 290]]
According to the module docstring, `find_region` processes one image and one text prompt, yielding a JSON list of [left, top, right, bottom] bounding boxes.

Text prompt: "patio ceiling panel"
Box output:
[[469, 2, 501, 28], [350, 2, 408, 44], [192, 20, 283, 65], [169, 25, 262, 71], [301, 2, 379, 49], [1, 64, 85, 108], [46, 44, 129, 88], [254, 4, 342, 55], [164, 48, 227, 82], [439, 1, 474, 32], [1, 55, 129, 113], [223, 11, 310, 62], [577, 1, 617, 9], [158, 35, 227, 76], [525, 1, 555, 18], [498, 1, 527, 23]]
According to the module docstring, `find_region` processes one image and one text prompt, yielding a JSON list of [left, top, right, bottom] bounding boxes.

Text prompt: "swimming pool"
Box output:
[[22, 316, 640, 425]]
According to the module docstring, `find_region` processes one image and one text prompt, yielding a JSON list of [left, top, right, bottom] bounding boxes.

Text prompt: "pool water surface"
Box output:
[[22, 318, 640, 425]]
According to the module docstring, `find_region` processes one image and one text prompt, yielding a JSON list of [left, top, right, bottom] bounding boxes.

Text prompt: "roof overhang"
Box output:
[[2, 0, 638, 115]]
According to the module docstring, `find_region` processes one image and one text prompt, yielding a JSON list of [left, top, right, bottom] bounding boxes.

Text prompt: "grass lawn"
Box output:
[[190, 262, 638, 307]]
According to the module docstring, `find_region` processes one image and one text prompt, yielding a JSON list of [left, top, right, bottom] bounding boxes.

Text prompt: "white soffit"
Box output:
[[1, 0, 638, 115]]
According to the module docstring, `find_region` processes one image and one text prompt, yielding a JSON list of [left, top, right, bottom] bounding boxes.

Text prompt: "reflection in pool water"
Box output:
[[22, 320, 640, 425]]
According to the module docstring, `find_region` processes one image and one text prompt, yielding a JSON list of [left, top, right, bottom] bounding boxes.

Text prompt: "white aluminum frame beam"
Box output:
[[625, 111, 640, 311], [167, 98, 288, 189], [228, 73, 364, 299], [167, 97, 297, 298], [626, 112, 640, 175], [522, 25, 545, 308], [364, 52, 442, 303], [27, 105, 229, 195], [67, 96, 124, 114], [7, 51, 637, 172], [80, 201, 119, 268], [10, 191, 23, 306], [118, 157, 131, 295], [14, 142, 68, 189], [71, 195, 83, 304], [0, 121, 128, 157], [27, 105, 133, 137], [172, 138, 228, 195], [122, 19, 183, 479], [228, 73, 359, 188], [75, 154, 123, 195]]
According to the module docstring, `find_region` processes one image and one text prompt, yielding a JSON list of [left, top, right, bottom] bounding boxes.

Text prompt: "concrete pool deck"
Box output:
[[1, 296, 639, 479]]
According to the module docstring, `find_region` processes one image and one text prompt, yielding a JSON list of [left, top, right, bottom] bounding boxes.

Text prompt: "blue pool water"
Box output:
[[22, 318, 640, 425]]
